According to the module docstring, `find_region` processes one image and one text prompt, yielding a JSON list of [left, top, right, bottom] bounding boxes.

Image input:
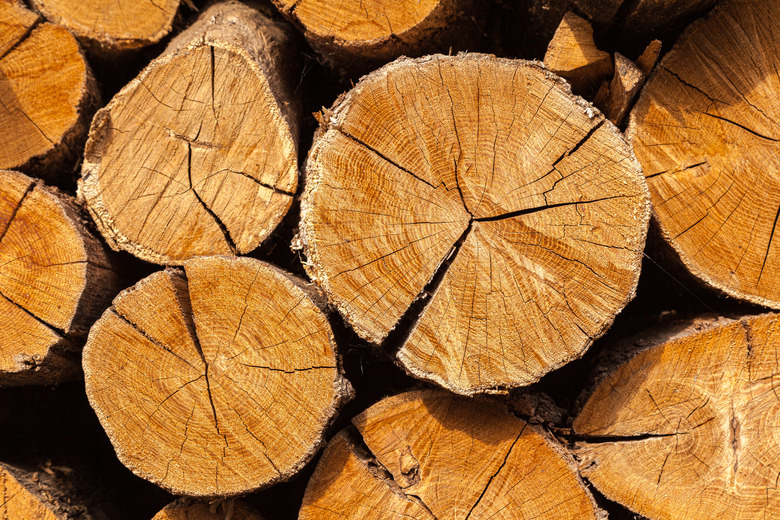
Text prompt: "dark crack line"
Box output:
[[574, 431, 681, 443], [208, 168, 295, 197], [0, 182, 34, 246], [0, 289, 64, 336], [111, 310, 197, 370], [474, 194, 630, 223], [187, 142, 237, 254], [0, 16, 42, 62], [757, 203, 780, 285], [700, 112, 779, 142], [240, 363, 336, 373], [550, 120, 605, 172]]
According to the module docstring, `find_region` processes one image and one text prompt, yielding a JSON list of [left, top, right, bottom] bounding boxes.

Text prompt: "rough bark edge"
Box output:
[[0, 462, 98, 519], [13, 24, 101, 185], [29, 0, 182, 57], [274, 0, 485, 78], [300, 53, 651, 396], [625, 0, 780, 311], [79, 1, 301, 266]]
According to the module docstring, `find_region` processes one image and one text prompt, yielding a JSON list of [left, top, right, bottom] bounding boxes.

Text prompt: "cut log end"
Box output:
[[0, 170, 119, 387], [83, 256, 352, 497], [575, 312, 780, 520], [0, 463, 94, 519], [152, 497, 264, 520], [300, 390, 603, 519], [628, 0, 780, 309], [79, 1, 300, 265], [29, 0, 181, 55], [0, 1, 99, 182], [301, 54, 651, 395]]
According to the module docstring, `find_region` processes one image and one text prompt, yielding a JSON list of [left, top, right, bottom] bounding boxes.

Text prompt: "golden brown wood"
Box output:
[[300, 389, 604, 519], [83, 256, 352, 497], [301, 54, 650, 395], [637, 39, 662, 76], [0, 170, 119, 387], [0, 1, 99, 182], [80, 1, 300, 265], [153, 497, 263, 520], [593, 53, 644, 127], [0, 463, 94, 520], [628, 0, 780, 309], [29, 0, 180, 55], [574, 313, 780, 520], [271, 0, 483, 77], [544, 11, 613, 95]]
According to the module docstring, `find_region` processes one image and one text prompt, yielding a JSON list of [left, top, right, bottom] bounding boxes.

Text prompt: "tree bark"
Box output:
[[301, 54, 651, 396], [627, 0, 780, 309], [152, 497, 264, 520], [574, 312, 780, 520], [83, 256, 352, 497], [28, 0, 181, 56], [300, 389, 604, 519], [0, 0, 99, 183], [79, 1, 301, 265], [544, 11, 613, 96], [270, 0, 485, 78], [0, 170, 119, 387]]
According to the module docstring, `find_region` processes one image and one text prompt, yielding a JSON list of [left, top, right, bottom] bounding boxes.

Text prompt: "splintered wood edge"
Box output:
[[79, 25, 297, 265], [300, 53, 651, 393]]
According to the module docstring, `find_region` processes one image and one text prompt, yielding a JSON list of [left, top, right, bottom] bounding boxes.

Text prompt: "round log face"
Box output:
[[30, 0, 180, 52], [301, 54, 650, 395], [0, 2, 94, 175], [574, 313, 780, 519], [83, 257, 350, 497], [628, 0, 780, 308], [81, 41, 297, 265], [299, 389, 601, 519]]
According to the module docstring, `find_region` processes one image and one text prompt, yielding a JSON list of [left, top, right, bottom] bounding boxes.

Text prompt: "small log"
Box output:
[[152, 497, 263, 520], [80, 1, 300, 265], [593, 53, 644, 127], [544, 11, 613, 95], [28, 0, 181, 56], [270, 0, 484, 77], [301, 54, 650, 395], [0, 462, 100, 519], [628, 0, 780, 309], [299, 389, 604, 519], [0, 170, 119, 387], [0, 1, 99, 182], [574, 313, 780, 519], [83, 256, 352, 497]]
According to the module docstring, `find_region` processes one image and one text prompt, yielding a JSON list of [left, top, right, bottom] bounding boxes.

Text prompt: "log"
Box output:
[[574, 313, 780, 520], [299, 389, 603, 519], [0, 1, 99, 183], [270, 0, 484, 77], [627, 0, 780, 309], [152, 497, 263, 520], [83, 256, 352, 497], [300, 54, 651, 395], [593, 53, 644, 127], [0, 170, 119, 387], [636, 39, 662, 76], [79, 1, 300, 265], [28, 0, 181, 56], [543, 11, 613, 95], [0, 462, 101, 519]]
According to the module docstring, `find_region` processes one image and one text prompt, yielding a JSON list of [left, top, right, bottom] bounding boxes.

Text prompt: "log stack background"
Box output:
[[1, 0, 775, 518]]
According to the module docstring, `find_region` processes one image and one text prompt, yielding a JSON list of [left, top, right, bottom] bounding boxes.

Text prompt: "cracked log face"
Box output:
[[301, 54, 651, 395], [271, 0, 482, 76], [29, 0, 180, 55], [83, 256, 352, 497], [574, 313, 780, 519], [80, 1, 299, 265], [153, 497, 264, 520], [0, 1, 99, 181], [299, 389, 602, 519], [628, 0, 780, 309], [0, 170, 119, 386]]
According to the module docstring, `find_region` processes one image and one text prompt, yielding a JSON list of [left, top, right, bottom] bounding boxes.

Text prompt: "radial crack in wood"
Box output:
[[301, 54, 651, 395], [271, 0, 485, 77], [29, 0, 181, 55], [0, 1, 99, 181], [574, 313, 780, 520], [82, 256, 352, 497], [0, 170, 120, 386], [79, 1, 300, 265], [628, 0, 780, 309], [299, 389, 604, 519]]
